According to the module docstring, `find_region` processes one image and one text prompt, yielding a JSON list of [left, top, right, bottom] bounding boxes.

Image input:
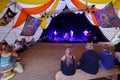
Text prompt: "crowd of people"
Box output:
[[0, 37, 36, 79], [60, 42, 120, 76], [0, 37, 120, 79]]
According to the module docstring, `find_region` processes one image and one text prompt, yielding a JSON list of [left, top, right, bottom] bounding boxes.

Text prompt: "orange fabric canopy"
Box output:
[[12, 0, 54, 28], [71, 0, 99, 26]]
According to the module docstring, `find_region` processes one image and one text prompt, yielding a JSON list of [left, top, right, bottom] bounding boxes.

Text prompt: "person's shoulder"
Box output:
[[61, 56, 65, 61], [72, 56, 75, 59]]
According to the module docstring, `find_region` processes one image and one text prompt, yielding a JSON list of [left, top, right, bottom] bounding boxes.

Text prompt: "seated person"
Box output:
[[0, 45, 17, 72], [60, 48, 75, 76], [1, 40, 8, 45], [77, 43, 100, 74], [114, 42, 120, 52], [114, 42, 120, 66], [21, 38, 29, 50], [99, 44, 114, 70], [27, 37, 36, 46], [14, 40, 24, 53]]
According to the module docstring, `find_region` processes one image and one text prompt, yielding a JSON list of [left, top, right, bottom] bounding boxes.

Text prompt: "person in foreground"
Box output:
[[114, 42, 120, 66], [60, 48, 75, 76], [0, 44, 17, 73], [77, 43, 100, 74], [99, 44, 114, 70]]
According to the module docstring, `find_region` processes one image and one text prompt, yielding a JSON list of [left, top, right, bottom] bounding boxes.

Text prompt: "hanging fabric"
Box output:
[[39, 0, 59, 29], [12, 0, 54, 28]]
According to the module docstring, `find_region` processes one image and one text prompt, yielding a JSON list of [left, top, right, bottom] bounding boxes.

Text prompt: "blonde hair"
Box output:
[[102, 44, 111, 51], [65, 48, 73, 66]]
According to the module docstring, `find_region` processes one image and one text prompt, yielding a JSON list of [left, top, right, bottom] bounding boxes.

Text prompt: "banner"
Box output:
[[20, 16, 42, 36], [0, 8, 16, 26], [94, 2, 120, 28]]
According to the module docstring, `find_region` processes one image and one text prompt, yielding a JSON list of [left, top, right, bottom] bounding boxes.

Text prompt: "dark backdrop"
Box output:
[[39, 12, 109, 42]]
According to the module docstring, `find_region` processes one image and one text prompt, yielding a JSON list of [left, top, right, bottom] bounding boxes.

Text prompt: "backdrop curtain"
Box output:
[[40, 12, 108, 42]]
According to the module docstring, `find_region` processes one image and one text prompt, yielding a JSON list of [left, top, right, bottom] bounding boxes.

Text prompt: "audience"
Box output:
[[99, 44, 114, 70], [27, 37, 36, 46], [77, 43, 100, 74], [114, 42, 120, 66], [1, 40, 8, 45], [14, 40, 24, 53], [21, 38, 29, 50], [60, 48, 75, 76], [0, 44, 17, 73]]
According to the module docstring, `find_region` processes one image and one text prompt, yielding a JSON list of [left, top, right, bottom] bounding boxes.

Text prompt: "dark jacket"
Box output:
[[99, 50, 114, 70], [78, 50, 100, 74], [60, 56, 75, 76]]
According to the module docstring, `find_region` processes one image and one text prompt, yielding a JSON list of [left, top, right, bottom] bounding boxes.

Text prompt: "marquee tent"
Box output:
[[0, 0, 120, 44]]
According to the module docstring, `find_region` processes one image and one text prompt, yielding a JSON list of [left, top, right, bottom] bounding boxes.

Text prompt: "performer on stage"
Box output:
[[87, 31, 93, 43], [83, 29, 88, 41]]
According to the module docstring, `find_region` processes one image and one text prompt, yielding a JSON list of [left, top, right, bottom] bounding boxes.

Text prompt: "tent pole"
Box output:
[[110, 28, 120, 41], [2, 28, 12, 41], [12, 2, 18, 40], [2, 2, 17, 41]]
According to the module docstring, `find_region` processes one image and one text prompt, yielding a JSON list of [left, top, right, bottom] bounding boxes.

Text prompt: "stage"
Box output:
[[38, 37, 99, 43]]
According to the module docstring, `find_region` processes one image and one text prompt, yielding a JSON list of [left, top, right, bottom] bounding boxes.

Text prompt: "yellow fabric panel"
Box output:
[[39, 17, 47, 29], [114, 0, 120, 9], [39, 0, 59, 29], [0, 0, 9, 12], [84, 0, 116, 4], [14, 0, 49, 4]]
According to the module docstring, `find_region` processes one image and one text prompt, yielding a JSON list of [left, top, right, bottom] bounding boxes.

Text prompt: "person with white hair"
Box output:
[[60, 48, 75, 76], [77, 43, 100, 74]]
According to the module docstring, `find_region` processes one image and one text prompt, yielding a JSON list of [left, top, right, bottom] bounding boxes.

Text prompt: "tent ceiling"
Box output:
[[0, 0, 9, 12], [0, 0, 120, 13], [85, 0, 120, 10], [114, 0, 120, 9], [0, 0, 120, 44], [14, 0, 49, 4], [84, 0, 116, 4], [14, 0, 120, 10]]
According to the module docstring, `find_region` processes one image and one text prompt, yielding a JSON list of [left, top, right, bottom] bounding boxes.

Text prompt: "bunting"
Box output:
[[20, 16, 42, 36], [0, 8, 16, 26], [94, 2, 120, 28]]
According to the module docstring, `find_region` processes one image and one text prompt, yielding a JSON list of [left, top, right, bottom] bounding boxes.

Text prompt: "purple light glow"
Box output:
[[83, 29, 88, 36], [64, 32, 69, 40], [70, 30, 74, 38], [54, 30, 57, 36]]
